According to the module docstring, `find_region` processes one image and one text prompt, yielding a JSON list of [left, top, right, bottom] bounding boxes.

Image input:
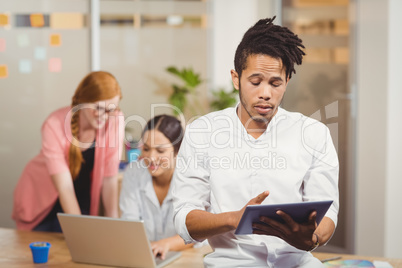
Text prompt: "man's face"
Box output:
[[231, 54, 288, 129]]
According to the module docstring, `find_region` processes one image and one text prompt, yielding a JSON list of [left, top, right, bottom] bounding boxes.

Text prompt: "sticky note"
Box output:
[[34, 46, 46, 60], [30, 13, 45, 27], [0, 65, 8, 78], [17, 34, 30, 47], [19, 59, 32, 74], [50, 13, 84, 29], [49, 57, 62, 72], [0, 38, 5, 52], [49, 34, 61, 46], [0, 14, 9, 26]]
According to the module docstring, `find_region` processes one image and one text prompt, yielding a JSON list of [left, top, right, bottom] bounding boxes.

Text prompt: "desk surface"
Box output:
[[313, 252, 402, 267], [0, 228, 210, 268], [1, 227, 401, 267]]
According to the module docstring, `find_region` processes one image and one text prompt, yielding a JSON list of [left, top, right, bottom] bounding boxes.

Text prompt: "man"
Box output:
[[172, 17, 339, 267]]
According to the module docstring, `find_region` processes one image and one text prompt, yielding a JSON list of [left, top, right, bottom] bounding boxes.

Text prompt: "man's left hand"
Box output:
[[252, 210, 317, 251]]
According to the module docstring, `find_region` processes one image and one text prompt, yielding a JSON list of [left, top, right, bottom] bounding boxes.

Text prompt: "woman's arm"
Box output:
[[51, 172, 81, 214], [119, 166, 141, 220], [42, 113, 81, 215], [101, 112, 124, 218], [150, 235, 193, 260], [101, 175, 119, 218]]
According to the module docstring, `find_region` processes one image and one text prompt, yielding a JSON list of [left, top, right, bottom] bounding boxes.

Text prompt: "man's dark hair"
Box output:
[[234, 16, 305, 80]]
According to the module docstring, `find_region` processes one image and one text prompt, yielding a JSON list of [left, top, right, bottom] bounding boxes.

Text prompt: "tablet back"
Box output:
[[235, 200, 333, 235]]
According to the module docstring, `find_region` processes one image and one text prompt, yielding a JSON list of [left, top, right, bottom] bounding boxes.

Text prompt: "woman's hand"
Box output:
[[150, 239, 171, 260], [101, 175, 119, 218], [150, 235, 193, 260]]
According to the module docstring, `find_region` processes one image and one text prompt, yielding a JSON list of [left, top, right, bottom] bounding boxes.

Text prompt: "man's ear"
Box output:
[[285, 77, 290, 86], [231, 69, 240, 90]]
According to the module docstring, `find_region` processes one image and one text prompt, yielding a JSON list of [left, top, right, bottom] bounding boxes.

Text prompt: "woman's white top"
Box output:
[[119, 160, 176, 241]]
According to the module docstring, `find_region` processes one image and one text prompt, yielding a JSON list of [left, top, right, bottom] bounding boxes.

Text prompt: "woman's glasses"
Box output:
[[93, 105, 119, 116], [82, 103, 119, 116], [72, 102, 120, 116]]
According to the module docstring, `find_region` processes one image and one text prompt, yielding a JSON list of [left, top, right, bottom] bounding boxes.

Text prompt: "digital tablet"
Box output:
[[235, 200, 333, 235]]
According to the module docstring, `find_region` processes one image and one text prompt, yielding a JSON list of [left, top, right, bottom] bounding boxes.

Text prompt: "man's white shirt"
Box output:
[[172, 106, 339, 267]]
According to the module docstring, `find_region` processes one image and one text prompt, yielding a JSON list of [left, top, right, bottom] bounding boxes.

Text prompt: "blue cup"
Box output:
[[128, 148, 141, 163], [29, 242, 51, 263]]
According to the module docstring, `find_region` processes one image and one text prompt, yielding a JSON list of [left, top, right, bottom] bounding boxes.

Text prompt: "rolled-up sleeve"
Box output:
[[41, 118, 70, 176], [302, 120, 339, 227], [172, 123, 211, 244], [119, 164, 141, 221], [104, 112, 125, 177]]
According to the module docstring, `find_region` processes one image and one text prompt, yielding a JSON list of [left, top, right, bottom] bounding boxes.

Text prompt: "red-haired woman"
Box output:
[[12, 71, 124, 232]]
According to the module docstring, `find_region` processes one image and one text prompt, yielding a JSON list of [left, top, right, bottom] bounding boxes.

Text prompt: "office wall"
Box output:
[[0, 0, 275, 229], [210, 0, 278, 91], [355, 0, 402, 258], [385, 0, 402, 258], [99, 0, 209, 128], [0, 0, 90, 228]]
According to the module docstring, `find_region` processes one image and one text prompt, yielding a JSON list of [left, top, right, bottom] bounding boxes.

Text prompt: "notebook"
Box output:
[[57, 213, 181, 268], [324, 259, 375, 267]]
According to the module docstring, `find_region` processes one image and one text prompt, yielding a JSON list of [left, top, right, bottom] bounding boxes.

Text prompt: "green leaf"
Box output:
[[166, 66, 181, 77], [166, 65, 204, 115], [210, 86, 238, 111], [166, 66, 202, 90], [169, 90, 187, 115]]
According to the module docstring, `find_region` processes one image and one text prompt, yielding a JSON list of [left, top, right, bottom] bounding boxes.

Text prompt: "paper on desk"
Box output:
[[324, 259, 375, 267], [373, 260, 393, 268]]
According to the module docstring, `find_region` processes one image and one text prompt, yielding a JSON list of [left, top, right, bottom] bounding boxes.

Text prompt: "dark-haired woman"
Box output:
[[12, 71, 124, 232], [119, 115, 192, 259]]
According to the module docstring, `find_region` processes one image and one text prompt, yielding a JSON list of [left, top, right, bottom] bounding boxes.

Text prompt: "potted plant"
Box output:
[[166, 66, 202, 116], [209, 85, 238, 111]]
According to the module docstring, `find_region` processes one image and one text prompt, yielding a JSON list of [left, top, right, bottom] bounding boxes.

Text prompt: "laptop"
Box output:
[[57, 213, 181, 268]]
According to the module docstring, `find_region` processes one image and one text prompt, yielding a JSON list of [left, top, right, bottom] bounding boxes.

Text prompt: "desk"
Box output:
[[0, 228, 209, 267], [1, 228, 401, 267], [313, 252, 402, 267]]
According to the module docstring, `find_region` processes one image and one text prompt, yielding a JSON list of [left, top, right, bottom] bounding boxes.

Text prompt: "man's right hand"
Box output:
[[234, 191, 270, 227], [186, 191, 270, 241]]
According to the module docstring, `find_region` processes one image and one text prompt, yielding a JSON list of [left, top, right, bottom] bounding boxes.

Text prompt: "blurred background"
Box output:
[[0, 0, 401, 258]]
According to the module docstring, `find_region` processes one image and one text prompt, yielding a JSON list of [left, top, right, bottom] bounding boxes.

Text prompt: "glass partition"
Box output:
[[282, 0, 353, 253], [99, 0, 209, 143]]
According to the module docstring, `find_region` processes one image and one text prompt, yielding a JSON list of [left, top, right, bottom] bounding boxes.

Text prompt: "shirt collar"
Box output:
[[233, 103, 283, 139], [142, 172, 173, 207]]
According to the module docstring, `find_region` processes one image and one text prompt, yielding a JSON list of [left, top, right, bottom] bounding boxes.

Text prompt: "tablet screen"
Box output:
[[235, 200, 333, 235]]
